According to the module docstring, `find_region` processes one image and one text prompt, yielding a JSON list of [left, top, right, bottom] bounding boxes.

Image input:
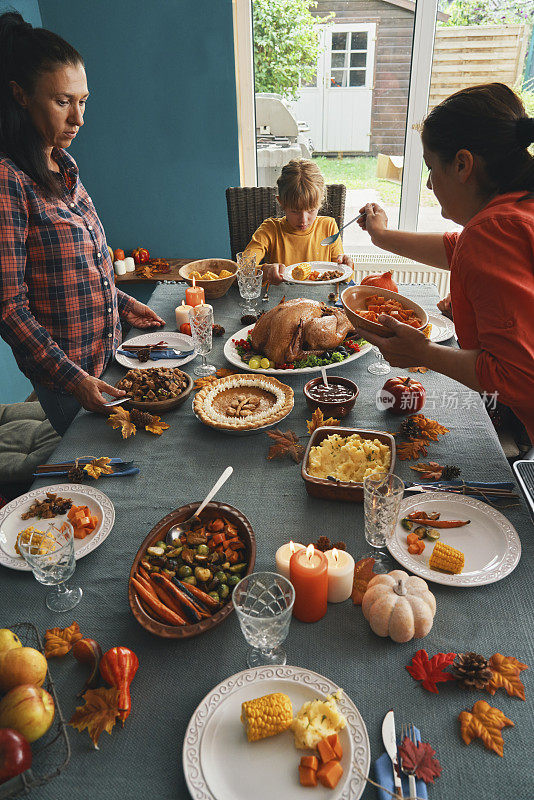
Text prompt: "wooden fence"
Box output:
[[429, 24, 528, 109]]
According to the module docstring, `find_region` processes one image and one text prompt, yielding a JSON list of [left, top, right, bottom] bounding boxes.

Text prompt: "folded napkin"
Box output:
[[34, 467, 139, 478], [405, 480, 515, 502], [375, 725, 427, 800], [117, 348, 191, 361]]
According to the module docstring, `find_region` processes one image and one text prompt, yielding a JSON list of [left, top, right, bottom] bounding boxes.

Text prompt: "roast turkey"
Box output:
[[250, 298, 355, 365]]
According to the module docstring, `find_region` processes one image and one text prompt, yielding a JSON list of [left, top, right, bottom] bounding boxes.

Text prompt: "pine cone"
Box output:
[[212, 324, 225, 337], [399, 416, 421, 440], [442, 464, 461, 480], [451, 652, 493, 690], [67, 465, 85, 483], [129, 408, 154, 427], [314, 536, 332, 552], [137, 347, 151, 363], [240, 314, 258, 325], [333, 541, 347, 551]]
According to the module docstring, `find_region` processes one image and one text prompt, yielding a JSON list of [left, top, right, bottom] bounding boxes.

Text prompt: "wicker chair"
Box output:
[[225, 184, 346, 261]]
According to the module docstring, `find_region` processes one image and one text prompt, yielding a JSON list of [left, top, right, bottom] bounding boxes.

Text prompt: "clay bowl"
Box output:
[[341, 285, 428, 337], [129, 501, 256, 639], [115, 370, 193, 413], [301, 426, 396, 502], [303, 376, 359, 419], [179, 259, 237, 299]]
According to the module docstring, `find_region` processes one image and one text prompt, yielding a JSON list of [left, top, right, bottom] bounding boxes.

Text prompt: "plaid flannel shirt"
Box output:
[[0, 148, 137, 393]]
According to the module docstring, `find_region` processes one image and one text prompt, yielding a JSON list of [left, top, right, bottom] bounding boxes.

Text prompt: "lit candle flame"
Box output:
[[306, 543, 315, 561], [289, 540, 296, 554], [181, 300, 185, 307], [192, 276, 196, 288], [332, 547, 339, 563]]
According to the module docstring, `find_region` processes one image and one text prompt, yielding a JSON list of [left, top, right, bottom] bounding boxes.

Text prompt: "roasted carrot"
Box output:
[[130, 577, 185, 626], [413, 519, 470, 528], [153, 574, 204, 622], [137, 596, 168, 624], [174, 578, 220, 610], [408, 511, 440, 521], [149, 578, 188, 623], [134, 572, 159, 600], [169, 578, 210, 614], [138, 564, 151, 582]]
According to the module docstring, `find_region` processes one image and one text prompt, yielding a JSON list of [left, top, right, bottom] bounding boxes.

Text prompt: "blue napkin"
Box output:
[[34, 466, 139, 478], [375, 725, 427, 800], [335, 279, 355, 307], [117, 348, 192, 360]]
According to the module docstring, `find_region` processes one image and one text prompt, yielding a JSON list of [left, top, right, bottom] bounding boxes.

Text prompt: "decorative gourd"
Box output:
[[361, 569, 436, 643], [360, 270, 398, 292]]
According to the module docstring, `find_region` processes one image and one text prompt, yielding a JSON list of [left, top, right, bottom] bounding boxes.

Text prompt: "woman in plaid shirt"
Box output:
[[0, 13, 165, 434]]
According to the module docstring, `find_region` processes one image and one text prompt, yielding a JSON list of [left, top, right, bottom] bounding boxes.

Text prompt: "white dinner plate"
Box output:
[[283, 261, 353, 285], [0, 484, 115, 571], [224, 326, 372, 375], [388, 492, 521, 587], [427, 313, 456, 343], [115, 331, 196, 370], [183, 665, 370, 800]]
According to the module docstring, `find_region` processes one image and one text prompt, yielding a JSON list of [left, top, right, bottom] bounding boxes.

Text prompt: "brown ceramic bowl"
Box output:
[[341, 285, 428, 337], [303, 376, 359, 419], [301, 426, 396, 502], [115, 370, 193, 413], [179, 259, 237, 299], [129, 502, 256, 638]]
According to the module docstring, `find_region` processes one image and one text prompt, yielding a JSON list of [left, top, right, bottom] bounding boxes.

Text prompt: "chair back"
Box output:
[[225, 184, 346, 261]]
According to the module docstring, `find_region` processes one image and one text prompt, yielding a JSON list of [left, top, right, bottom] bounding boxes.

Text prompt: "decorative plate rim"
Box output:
[[427, 313, 456, 343]]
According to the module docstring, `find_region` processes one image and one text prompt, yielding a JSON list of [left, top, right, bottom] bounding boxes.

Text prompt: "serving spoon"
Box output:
[[321, 212, 365, 246], [165, 466, 233, 545]]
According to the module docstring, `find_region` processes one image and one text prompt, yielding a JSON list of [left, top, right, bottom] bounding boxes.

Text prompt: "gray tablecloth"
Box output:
[[3, 282, 533, 799]]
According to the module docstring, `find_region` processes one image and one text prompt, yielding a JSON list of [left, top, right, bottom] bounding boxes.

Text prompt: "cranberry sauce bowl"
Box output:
[[303, 376, 359, 418]]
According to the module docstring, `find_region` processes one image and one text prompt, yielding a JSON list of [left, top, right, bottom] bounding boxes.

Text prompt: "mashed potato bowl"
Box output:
[[301, 426, 396, 502]]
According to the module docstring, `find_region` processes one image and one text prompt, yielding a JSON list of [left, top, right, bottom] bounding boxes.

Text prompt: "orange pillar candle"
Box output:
[[185, 277, 205, 307], [289, 544, 328, 623]]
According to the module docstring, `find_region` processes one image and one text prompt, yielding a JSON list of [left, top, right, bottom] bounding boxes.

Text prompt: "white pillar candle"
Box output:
[[124, 257, 136, 273], [324, 548, 355, 603], [175, 300, 194, 328], [114, 260, 126, 276], [275, 541, 305, 579]]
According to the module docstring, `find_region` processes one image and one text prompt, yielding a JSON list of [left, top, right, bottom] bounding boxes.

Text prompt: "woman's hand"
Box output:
[[336, 254, 353, 269], [357, 315, 432, 368], [262, 263, 285, 285], [123, 303, 165, 329], [73, 376, 126, 413], [358, 202, 388, 244]]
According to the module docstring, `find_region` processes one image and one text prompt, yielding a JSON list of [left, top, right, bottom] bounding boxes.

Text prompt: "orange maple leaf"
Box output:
[[106, 407, 136, 439], [194, 375, 218, 390], [351, 558, 376, 605], [397, 439, 428, 460], [69, 687, 121, 749], [306, 408, 340, 435], [409, 366, 429, 373], [144, 415, 170, 435], [44, 621, 82, 658], [266, 429, 305, 463], [485, 653, 528, 701], [458, 700, 514, 756], [410, 414, 449, 440]]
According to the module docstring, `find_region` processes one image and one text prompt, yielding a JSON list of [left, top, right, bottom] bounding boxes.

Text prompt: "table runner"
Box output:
[[2, 281, 533, 799]]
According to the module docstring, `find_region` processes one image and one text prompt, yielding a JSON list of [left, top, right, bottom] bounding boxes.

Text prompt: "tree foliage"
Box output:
[[253, 0, 333, 100], [439, 0, 533, 26]]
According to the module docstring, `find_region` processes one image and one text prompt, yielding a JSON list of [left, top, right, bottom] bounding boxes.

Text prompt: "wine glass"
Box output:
[[18, 521, 83, 612], [236, 253, 258, 308], [189, 304, 216, 376], [233, 571, 295, 668], [368, 346, 391, 375], [236, 267, 263, 316], [363, 473, 405, 573]]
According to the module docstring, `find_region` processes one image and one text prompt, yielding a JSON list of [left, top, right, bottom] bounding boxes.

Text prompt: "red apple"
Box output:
[[0, 685, 54, 743], [0, 728, 32, 784]]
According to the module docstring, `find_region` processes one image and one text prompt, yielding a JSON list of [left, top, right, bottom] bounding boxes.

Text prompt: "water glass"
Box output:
[[363, 473, 405, 572], [236, 252, 257, 273], [368, 346, 391, 375], [237, 267, 263, 315], [233, 571, 295, 668], [18, 521, 83, 612], [189, 304, 216, 376]]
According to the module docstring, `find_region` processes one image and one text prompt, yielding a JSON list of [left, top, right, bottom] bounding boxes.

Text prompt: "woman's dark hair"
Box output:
[[422, 83, 534, 198], [0, 11, 84, 196]]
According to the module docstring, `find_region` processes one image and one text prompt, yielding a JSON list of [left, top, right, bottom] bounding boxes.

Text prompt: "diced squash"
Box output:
[[325, 733, 343, 760], [89, 515, 99, 529], [300, 756, 319, 771], [299, 766, 318, 787], [317, 738, 336, 764], [317, 760, 343, 789]]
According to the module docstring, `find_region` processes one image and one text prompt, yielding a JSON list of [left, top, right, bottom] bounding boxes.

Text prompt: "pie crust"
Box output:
[[193, 375, 294, 431]]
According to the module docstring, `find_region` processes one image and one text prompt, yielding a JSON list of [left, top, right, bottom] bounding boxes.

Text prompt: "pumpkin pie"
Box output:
[[193, 374, 294, 431]]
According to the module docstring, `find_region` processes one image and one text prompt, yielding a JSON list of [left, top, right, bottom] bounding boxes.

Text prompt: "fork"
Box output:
[[400, 723, 418, 800], [35, 458, 134, 474], [262, 281, 270, 302]]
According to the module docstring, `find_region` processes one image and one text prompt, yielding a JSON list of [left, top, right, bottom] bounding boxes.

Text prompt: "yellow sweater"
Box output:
[[244, 216, 344, 266]]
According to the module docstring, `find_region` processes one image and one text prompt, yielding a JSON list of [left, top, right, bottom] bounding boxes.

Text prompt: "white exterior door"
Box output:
[[291, 22, 376, 153]]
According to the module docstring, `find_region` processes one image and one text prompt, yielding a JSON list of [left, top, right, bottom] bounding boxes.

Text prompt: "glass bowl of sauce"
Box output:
[[303, 376, 359, 418]]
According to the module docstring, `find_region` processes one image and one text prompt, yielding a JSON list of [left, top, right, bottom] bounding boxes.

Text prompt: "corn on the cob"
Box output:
[[292, 263, 311, 281], [429, 541, 465, 574], [241, 692, 293, 742]]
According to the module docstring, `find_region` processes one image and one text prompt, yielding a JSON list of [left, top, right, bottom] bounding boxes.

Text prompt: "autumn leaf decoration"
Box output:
[[44, 621, 83, 658], [144, 416, 169, 435], [84, 457, 113, 480], [107, 407, 136, 439], [266, 429, 305, 463], [69, 687, 121, 749], [485, 653, 528, 701], [306, 408, 340, 435], [406, 649, 456, 694], [397, 439, 428, 461], [409, 366, 429, 374], [194, 369, 241, 390], [410, 414, 449, 442], [458, 700, 514, 756], [397, 737, 442, 784], [351, 557, 377, 605]]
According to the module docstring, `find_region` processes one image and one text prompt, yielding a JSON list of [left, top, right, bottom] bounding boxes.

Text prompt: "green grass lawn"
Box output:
[[313, 155, 438, 207]]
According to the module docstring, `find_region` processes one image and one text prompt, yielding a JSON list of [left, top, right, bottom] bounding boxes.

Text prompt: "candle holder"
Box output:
[[233, 572, 295, 668], [189, 305, 216, 376], [363, 473, 405, 572]]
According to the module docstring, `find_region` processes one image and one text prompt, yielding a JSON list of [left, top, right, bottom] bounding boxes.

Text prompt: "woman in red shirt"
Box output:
[[357, 83, 534, 445]]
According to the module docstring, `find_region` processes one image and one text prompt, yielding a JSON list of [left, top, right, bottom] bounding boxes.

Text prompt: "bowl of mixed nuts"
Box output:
[[115, 367, 193, 412]]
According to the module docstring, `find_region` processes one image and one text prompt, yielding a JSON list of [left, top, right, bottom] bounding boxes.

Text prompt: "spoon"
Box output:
[[165, 466, 234, 545], [321, 367, 329, 388], [321, 212, 365, 246]]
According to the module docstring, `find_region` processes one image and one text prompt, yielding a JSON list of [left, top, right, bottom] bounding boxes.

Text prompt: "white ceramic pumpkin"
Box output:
[[361, 569, 436, 643]]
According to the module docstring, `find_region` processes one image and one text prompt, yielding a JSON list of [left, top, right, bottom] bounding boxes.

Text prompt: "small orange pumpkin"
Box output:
[[360, 270, 398, 292]]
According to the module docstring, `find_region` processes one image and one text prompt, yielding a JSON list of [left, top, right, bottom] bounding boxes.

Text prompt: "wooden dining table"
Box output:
[[2, 280, 532, 800]]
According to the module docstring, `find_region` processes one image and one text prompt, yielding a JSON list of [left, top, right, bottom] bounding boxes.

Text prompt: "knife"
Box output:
[[382, 709, 403, 799]]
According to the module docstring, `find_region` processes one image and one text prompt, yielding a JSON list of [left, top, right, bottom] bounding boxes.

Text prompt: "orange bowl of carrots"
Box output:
[[341, 285, 428, 337]]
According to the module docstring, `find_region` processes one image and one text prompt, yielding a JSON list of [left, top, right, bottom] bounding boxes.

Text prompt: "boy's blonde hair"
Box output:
[[277, 159, 325, 211]]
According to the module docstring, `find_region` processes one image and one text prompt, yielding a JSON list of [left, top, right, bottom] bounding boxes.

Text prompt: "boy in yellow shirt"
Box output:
[[244, 159, 353, 285]]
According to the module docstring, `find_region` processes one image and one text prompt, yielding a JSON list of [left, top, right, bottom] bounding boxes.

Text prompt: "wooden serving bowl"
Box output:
[[341, 285, 428, 337], [179, 259, 238, 299], [301, 426, 396, 502], [128, 501, 256, 638], [115, 371, 193, 413]]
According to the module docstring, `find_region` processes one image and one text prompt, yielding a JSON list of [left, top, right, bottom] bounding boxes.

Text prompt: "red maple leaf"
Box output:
[[398, 737, 442, 784], [406, 649, 456, 693]]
